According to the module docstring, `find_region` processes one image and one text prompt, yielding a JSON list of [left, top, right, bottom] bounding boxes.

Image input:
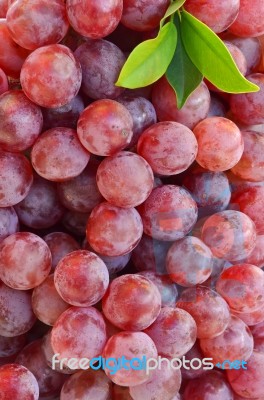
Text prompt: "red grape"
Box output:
[[193, 117, 244, 171], [137, 121, 198, 176], [51, 306, 107, 363], [77, 99, 133, 156], [58, 162, 103, 213], [200, 315, 253, 365], [60, 369, 112, 400], [0, 19, 30, 78], [138, 185, 198, 241], [31, 127, 90, 182], [0, 232, 51, 290], [32, 274, 69, 326], [86, 202, 143, 256], [231, 130, 264, 182], [15, 175, 64, 229], [0, 281, 36, 337], [230, 74, 264, 125], [144, 307, 197, 358], [230, 186, 264, 234], [216, 264, 264, 313], [96, 151, 154, 208], [102, 331, 158, 386], [102, 274, 161, 331], [0, 151, 33, 207], [138, 271, 178, 307], [66, 0, 123, 39], [121, 0, 170, 32], [129, 358, 181, 400], [183, 169, 231, 217], [0, 334, 26, 358], [201, 210, 257, 261], [152, 78, 210, 129], [183, 370, 233, 400], [74, 39, 125, 100], [227, 351, 264, 398], [43, 232, 80, 271], [0, 364, 39, 399], [176, 286, 231, 339], [116, 94, 157, 147], [185, 0, 239, 33], [0, 207, 19, 243], [54, 250, 109, 307], [166, 236, 213, 287], [16, 339, 66, 398], [20, 44, 82, 108], [229, 0, 264, 37], [7, 0, 69, 50]]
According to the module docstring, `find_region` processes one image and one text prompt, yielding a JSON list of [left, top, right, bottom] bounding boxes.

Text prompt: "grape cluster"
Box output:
[[0, 0, 264, 399]]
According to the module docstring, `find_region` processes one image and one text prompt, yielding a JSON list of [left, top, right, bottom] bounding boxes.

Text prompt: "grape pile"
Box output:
[[0, 0, 264, 399]]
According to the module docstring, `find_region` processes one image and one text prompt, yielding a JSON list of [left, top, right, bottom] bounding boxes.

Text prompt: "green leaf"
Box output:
[[116, 22, 177, 89], [160, 0, 186, 27], [180, 10, 259, 93], [166, 14, 203, 109]]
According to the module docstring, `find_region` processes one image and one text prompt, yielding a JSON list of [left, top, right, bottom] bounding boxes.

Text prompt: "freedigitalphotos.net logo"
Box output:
[[52, 354, 247, 374]]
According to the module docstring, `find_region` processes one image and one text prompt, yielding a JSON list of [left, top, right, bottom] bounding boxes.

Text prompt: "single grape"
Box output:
[[102, 274, 161, 331], [0, 207, 19, 243], [0, 19, 30, 78], [60, 369, 112, 400], [138, 185, 198, 241], [0, 334, 26, 358], [228, 0, 264, 37], [0, 67, 8, 95], [86, 202, 143, 256], [0, 364, 39, 399], [54, 250, 109, 307], [129, 358, 181, 400], [51, 306, 107, 363], [176, 286, 231, 339], [6, 0, 69, 50], [0, 281, 36, 337], [184, 0, 239, 33], [193, 117, 244, 171], [201, 210, 257, 261], [183, 370, 234, 400], [230, 74, 264, 125], [31, 127, 90, 182], [144, 307, 197, 358], [15, 175, 65, 229], [77, 99, 133, 156], [132, 234, 170, 275], [42, 94, 85, 130], [96, 151, 154, 208], [43, 232, 80, 271], [0, 232, 51, 290], [216, 264, 264, 313], [152, 78, 210, 129], [15, 339, 66, 398], [20, 44, 82, 108], [66, 0, 122, 39], [32, 274, 69, 326], [138, 271, 178, 307], [102, 331, 158, 386], [227, 351, 264, 398], [137, 121, 198, 176], [200, 315, 253, 365], [0, 151, 33, 207], [74, 39, 125, 100], [230, 186, 264, 234], [183, 169, 231, 217], [166, 236, 213, 287], [116, 94, 157, 147]]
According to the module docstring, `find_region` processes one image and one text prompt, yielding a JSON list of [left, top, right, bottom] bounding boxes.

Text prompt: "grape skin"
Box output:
[[228, 0, 264, 37], [0, 364, 39, 399]]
